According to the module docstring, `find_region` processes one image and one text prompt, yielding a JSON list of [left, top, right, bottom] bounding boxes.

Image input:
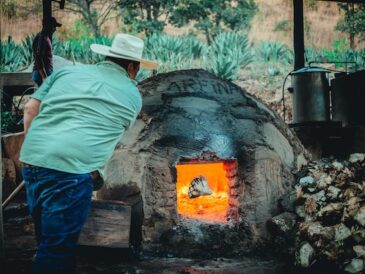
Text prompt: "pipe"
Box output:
[[293, 0, 305, 70]]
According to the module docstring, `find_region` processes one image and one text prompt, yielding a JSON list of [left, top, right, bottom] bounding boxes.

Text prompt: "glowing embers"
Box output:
[[176, 162, 229, 223]]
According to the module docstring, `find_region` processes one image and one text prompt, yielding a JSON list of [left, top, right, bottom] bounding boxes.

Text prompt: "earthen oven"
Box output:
[[97, 70, 307, 256]]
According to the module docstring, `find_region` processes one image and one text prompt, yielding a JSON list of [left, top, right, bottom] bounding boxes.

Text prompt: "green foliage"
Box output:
[[273, 20, 290, 32], [118, 0, 176, 35], [20, 34, 35, 67], [1, 110, 16, 133], [256, 41, 293, 64], [144, 33, 207, 72], [1, 1, 17, 18], [305, 0, 318, 11], [1, 0, 42, 19], [170, 0, 257, 43], [65, 0, 117, 37], [204, 32, 252, 80], [118, 0, 257, 40], [336, 3, 365, 48], [0, 37, 28, 72], [305, 39, 365, 70], [322, 39, 350, 64], [53, 36, 112, 64], [304, 47, 326, 64], [67, 19, 94, 40]]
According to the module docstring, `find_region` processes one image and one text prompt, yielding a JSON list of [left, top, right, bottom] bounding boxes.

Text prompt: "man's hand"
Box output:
[[23, 99, 41, 135]]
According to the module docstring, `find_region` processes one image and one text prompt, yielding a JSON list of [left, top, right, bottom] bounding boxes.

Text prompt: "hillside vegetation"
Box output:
[[0, 0, 357, 49]]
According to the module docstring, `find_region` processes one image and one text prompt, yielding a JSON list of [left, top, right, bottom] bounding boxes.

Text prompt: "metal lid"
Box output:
[[291, 67, 331, 75]]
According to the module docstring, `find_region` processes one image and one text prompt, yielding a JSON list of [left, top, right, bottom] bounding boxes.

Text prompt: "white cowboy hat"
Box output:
[[90, 33, 158, 70]]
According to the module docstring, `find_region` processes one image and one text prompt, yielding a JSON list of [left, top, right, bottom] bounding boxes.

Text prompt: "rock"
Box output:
[[334, 224, 351, 242], [326, 186, 341, 200], [344, 258, 364, 273], [299, 176, 315, 187], [296, 242, 315, 268], [353, 230, 365, 244], [332, 161, 344, 171], [353, 245, 365, 258], [343, 185, 361, 200], [311, 190, 326, 203], [317, 175, 333, 189], [354, 206, 365, 226], [295, 206, 306, 219], [300, 222, 334, 241], [349, 153, 365, 164], [304, 197, 318, 215], [318, 203, 343, 217], [318, 203, 344, 225], [346, 197, 361, 218], [279, 191, 297, 212], [268, 212, 297, 234]]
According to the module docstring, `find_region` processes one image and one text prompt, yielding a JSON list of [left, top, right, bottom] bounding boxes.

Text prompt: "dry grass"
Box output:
[[1, 0, 363, 49], [249, 0, 352, 48]]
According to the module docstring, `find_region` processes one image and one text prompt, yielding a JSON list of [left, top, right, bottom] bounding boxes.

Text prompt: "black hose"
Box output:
[[282, 70, 295, 122], [16, 86, 36, 114]]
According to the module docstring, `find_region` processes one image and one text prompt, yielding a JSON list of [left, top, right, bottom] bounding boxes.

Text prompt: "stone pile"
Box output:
[[269, 153, 365, 273]]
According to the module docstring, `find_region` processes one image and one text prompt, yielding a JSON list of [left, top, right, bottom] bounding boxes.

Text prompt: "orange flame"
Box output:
[[176, 162, 229, 223]]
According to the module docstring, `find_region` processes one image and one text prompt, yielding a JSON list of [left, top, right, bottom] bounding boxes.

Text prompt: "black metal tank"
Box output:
[[291, 67, 331, 124]]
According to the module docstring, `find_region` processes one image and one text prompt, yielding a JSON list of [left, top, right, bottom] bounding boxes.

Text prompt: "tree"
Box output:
[[336, 3, 365, 49], [118, 0, 257, 41], [118, 0, 177, 36], [65, 0, 117, 37], [169, 0, 258, 44]]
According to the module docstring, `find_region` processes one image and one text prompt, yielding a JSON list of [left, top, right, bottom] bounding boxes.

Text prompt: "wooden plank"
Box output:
[[79, 200, 131, 248], [0, 72, 34, 87]]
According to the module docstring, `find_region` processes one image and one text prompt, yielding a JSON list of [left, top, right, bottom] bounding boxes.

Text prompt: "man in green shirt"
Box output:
[[20, 33, 157, 274]]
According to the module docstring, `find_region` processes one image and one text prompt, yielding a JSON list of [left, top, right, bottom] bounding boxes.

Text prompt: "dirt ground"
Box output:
[[3, 246, 345, 274]]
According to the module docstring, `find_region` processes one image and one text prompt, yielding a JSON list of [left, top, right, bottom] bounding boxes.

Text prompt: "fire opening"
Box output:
[[176, 161, 231, 223]]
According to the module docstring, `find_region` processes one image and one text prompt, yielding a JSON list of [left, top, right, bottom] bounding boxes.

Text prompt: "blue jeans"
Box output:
[[32, 69, 53, 86], [22, 165, 93, 274]]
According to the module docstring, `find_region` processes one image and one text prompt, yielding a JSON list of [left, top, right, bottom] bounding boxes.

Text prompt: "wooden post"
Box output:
[[0, 72, 4, 258], [0, 160, 3, 258], [293, 0, 305, 70], [42, 0, 52, 24]]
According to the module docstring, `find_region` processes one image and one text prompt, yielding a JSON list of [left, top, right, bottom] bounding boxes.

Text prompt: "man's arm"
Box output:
[[23, 99, 41, 135]]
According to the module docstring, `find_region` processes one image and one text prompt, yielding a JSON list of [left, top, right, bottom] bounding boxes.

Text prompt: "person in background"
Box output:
[[20, 33, 157, 274], [32, 16, 62, 86]]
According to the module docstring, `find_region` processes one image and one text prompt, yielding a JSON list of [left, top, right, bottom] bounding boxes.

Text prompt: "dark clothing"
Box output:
[[32, 31, 53, 73], [32, 69, 53, 86], [22, 165, 93, 274]]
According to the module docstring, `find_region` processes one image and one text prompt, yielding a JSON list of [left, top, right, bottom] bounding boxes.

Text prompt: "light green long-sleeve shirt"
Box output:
[[20, 61, 142, 178]]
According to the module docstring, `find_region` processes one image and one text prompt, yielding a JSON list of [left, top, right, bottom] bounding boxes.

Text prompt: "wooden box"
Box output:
[[79, 200, 131, 248]]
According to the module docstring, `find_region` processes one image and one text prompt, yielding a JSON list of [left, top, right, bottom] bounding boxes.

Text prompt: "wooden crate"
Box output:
[[79, 200, 131, 248]]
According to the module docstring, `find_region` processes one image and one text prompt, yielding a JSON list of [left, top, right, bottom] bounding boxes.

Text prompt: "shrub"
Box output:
[[20, 34, 35, 67], [144, 33, 206, 73], [256, 41, 293, 64], [0, 38, 25, 72], [204, 32, 252, 80]]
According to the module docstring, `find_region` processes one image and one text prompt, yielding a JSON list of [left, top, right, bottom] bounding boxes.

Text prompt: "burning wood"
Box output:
[[188, 176, 213, 199]]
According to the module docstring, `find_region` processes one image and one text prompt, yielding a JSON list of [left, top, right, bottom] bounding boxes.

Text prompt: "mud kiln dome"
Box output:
[[97, 69, 307, 256]]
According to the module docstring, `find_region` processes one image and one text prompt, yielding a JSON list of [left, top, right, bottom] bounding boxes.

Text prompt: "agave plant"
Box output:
[[256, 41, 292, 64], [204, 32, 252, 80], [0, 38, 25, 72], [144, 33, 201, 72], [20, 34, 35, 68]]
